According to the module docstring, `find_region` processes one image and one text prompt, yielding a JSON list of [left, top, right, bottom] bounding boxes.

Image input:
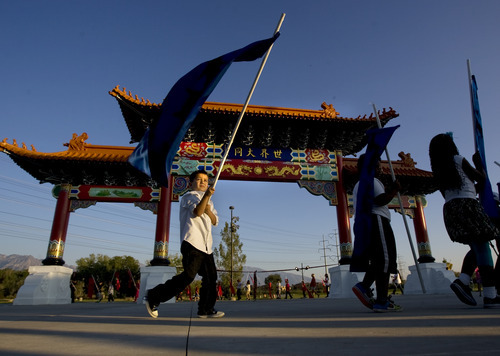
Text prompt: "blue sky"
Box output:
[[1, 1, 500, 279]]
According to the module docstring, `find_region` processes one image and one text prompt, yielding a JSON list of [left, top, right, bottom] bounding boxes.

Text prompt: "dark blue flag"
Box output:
[[129, 33, 280, 187], [471, 75, 498, 219], [350, 125, 399, 272]]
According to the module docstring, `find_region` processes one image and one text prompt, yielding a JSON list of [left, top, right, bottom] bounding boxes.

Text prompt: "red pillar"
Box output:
[[42, 184, 71, 266], [413, 196, 435, 263], [336, 154, 352, 265], [150, 176, 173, 266]]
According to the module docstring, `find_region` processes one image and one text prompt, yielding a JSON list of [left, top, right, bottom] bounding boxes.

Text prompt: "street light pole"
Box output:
[[295, 263, 310, 281], [229, 206, 234, 296]]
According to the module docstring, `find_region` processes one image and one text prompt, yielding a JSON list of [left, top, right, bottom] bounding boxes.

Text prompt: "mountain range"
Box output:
[[0, 254, 43, 270], [0, 254, 78, 271]]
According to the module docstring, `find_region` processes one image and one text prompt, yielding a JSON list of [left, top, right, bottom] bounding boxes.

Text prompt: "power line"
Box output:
[[0, 165, 335, 265]]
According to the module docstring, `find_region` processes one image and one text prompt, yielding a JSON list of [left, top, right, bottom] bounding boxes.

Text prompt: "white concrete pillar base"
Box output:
[[404, 262, 455, 295], [328, 265, 365, 299], [138, 266, 177, 304], [14, 265, 73, 305]]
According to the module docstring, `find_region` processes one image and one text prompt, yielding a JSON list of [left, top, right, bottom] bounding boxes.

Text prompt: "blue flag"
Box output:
[[350, 125, 399, 272], [128, 33, 280, 187], [471, 75, 498, 219]]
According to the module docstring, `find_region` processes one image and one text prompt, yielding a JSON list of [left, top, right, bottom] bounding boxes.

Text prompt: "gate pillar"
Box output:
[[42, 184, 71, 266], [336, 155, 352, 265], [413, 196, 435, 263], [151, 176, 173, 266]]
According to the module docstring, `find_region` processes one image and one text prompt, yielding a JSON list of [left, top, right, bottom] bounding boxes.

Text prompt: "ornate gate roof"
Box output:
[[0, 85, 438, 196], [0, 136, 436, 195], [109, 86, 398, 156]]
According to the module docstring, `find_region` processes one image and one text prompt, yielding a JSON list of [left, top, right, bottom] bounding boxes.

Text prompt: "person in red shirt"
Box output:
[[284, 279, 293, 299]]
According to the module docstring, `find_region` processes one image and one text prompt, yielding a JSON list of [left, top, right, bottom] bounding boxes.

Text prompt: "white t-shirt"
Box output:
[[179, 190, 219, 254], [443, 155, 477, 202], [353, 178, 391, 221]]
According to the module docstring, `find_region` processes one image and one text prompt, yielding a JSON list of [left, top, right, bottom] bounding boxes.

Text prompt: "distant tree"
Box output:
[[75, 254, 140, 299], [214, 217, 246, 293], [264, 274, 282, 286], [0, 269, 29, 298], [168, 253, 183, 274]]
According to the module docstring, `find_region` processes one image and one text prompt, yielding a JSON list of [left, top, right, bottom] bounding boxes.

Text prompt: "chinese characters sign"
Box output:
[[172, 143, 339, 182]]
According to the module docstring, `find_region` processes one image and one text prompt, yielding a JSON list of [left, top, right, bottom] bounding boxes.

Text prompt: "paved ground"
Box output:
[[1, 294, 500, 356]]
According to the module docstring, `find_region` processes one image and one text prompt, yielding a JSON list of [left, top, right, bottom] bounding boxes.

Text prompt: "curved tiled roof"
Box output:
[[0, 137, 437, 195], [0, 87, 436, 194], [109, 86, 399, 156], [0, 136, 147, 186], [342, 152, 437, 195]]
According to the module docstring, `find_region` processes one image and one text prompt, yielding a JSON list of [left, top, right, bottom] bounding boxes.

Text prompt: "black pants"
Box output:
[[360, 215, 397, 304], [148, 241, 218, 314]]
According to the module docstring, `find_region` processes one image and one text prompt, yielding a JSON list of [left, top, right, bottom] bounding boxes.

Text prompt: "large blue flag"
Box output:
[[128, 33, 280, 187], [471, 75, 499, 219], [350, 125, 399, 272]]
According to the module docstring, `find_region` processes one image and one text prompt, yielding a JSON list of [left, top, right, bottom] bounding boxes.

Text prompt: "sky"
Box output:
[[1, 1, 500, 280]]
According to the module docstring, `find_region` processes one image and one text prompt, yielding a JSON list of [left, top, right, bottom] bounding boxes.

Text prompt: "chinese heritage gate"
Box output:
[[1, 85, 448, 304]]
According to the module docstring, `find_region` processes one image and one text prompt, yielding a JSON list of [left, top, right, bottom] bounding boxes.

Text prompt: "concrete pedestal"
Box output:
[[138, 266, 177, 304], [13, 265, 73, 305], [404, 262, 455, 295], [328, 265, 365, 299]]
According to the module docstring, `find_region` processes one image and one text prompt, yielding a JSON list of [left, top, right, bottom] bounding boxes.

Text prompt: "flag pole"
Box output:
[[212, 13, 286, 188], [371, 103, 426, 293], [467, 59, 476, 147], [467, 60, 499, 222], [469, 62, 499, 257]]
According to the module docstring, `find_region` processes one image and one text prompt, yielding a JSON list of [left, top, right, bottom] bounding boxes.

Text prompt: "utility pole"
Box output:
[[327, 230, 340, 265], [229, 205, 234, 295], [397, 254, 407, 280], [319, 235, 331, 276], [295, 263, 309, 281]]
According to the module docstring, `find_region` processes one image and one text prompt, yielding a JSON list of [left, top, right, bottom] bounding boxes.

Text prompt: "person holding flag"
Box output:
[[127, 15, 282, 317], [429, 133, 500, 308], [350, 126, 403, 312], [145, 169, 221, 318]]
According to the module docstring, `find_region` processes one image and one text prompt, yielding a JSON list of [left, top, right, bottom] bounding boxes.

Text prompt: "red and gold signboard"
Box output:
[[68, 185, 160, 203]]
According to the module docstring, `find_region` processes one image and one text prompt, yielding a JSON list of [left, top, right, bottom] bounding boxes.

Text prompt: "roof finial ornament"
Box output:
[[398, 152, 416, 167], [320, 102, 339, 118], [64, 132, 89, 151]]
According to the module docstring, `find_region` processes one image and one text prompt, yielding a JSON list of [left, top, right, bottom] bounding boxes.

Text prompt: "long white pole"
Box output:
[[371, 103, 426, 293], [213, 13, 286, 187]]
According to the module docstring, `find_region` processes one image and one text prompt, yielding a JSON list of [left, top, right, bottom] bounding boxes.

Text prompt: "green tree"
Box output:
[[0, 269, 29, 299], [214, 216, 246, 293], [168, 253, 183, 274], [264, 274, 282, 286], [75, 254, 140, 299]]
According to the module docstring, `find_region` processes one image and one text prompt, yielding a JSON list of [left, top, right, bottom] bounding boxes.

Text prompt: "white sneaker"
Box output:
[[198, 310, 225, 318], [144, 295, 158, 318]]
